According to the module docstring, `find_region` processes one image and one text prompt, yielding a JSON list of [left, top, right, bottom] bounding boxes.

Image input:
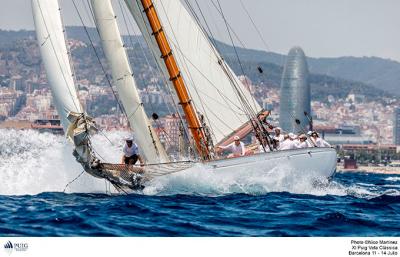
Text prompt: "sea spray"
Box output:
[[1, 129, 399, 199], [143, 162, 347, 196], [0, 129, 113, 195]]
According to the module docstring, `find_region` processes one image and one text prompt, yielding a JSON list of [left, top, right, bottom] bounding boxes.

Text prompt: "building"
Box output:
[[279, 47, 311, 133], [394, 108, 400, 145], [158, 114, 182, 149], [316, 125, 374, 145]]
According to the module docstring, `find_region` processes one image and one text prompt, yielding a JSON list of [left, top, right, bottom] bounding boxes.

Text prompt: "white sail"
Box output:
[[124, 0, 262, 143], [90, 0, 168, 163], [32, 0, 82, 131]]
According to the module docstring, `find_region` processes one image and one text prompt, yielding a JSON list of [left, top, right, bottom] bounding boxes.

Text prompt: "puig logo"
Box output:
[[3, 241, 13, 255], [3, 241, 28, 255]]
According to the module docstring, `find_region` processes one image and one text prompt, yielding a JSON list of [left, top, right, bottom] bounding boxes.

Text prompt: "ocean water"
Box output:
[[0, 129, 399, 236]]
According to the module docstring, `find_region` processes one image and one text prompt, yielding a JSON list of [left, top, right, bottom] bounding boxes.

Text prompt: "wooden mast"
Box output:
[[140, 0, 210, 159]]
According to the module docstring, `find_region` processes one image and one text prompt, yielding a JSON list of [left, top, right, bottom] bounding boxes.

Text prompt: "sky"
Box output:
[[1, 0, 399, 62]]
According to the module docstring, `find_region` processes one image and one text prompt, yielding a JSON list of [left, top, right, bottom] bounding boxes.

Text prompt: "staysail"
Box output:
[[124, 0, 262, 144], [32, 0, 83, 130], [90, 0, 168, 163]]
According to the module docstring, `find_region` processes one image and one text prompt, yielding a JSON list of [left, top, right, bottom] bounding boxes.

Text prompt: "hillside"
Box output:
[[0, 27, 396, 100], [217, 41, 400, 96]]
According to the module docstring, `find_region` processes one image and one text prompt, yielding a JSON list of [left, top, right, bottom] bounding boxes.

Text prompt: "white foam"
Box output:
[[385, 176, 400, 182], [143, 162, 349, 197], [0, 129, 123, 196], [1, 129, 398, 198]]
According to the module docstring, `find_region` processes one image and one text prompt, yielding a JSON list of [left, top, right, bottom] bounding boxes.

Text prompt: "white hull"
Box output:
[[204, 147, 337, 179], [123, 147, 337, 192]]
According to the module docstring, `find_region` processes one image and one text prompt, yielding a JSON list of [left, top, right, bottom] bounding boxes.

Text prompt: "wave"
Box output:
[[1, 129, 399, 198], [385, 176, 400, 182], [143, 163, 382, 198], [0, 129, 125, 196]]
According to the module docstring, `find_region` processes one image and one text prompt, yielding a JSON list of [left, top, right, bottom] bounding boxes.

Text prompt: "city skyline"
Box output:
[[0, 0, 399, 62]]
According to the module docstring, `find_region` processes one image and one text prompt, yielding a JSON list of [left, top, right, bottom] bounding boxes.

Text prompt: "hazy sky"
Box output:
[[1, 0, 399, 62]]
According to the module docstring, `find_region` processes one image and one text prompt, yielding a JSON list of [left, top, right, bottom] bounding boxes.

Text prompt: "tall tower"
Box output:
[[394, 108, 400, 145], [279, 47, 311, 133]]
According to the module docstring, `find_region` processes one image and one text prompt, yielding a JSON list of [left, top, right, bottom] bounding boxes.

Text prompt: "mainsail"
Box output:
[[124, 0, 262, 143], [90, 0, 168, 163], [32, 0, 82, 130]]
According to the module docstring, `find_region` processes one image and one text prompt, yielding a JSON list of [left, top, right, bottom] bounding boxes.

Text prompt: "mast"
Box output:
[[90, 0, 168, 164], [139, 0, 210, 160]]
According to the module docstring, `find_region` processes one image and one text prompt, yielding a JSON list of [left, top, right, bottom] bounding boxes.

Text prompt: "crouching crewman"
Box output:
[[122, 137, 145, 166]]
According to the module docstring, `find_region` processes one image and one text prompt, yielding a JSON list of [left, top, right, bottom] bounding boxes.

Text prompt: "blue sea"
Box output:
[[0, 130, 399, 236]]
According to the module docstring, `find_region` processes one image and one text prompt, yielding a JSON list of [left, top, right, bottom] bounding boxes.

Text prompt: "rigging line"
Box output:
[[159, 126, 178, 148], [218, 59, 265, 130], [189, 0, 260, 122], [75, 2, 122, 149], [215, 0, 259, 116], [206, 0, 257, 112], [182, 1, 261, 133], [185, 0, 219, 52], [202, 0, 249, 51], [63, 170, 85, 193], [191, 86, 246, 117], [36, 0, 81, 113], [183, 0, 244, 127], [203, 0, 268, 144], [83, 0, 96, 27], [58, 2, 81, 96], [86, 133, 107, 161], [198, 0, 248, 49], [221, 51, 264, 140], [129, 1, 186, 122], [132, 0, 196, 151], [171, 2, 260, 144], [126, 102, 142, 121], [157, 0, 227, 144], [72, 0, 129, 146], [130, 0, 180, 107], [156, 1, 210, 118], [72, 0, 129, 122], [203, 104, 237, 137], [170, 42, 246, 114], [110, 181, 129, 195], [120, 15, 180, 134], [131, 1, 199, 158], [203, 0, 225, 46], [85, 1, 132, 130], [239, 0, 271, 52], [117, 0, 175, 126]]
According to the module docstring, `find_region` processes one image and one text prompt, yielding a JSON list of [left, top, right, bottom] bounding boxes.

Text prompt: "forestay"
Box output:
[[124, 0, 262, 144], [32, 0, 83, 130], [90, 0, 168, 163]]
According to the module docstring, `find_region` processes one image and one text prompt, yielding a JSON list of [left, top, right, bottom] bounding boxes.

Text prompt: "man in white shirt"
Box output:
[[122, 137, 144, 166], [273, 127, 285, 143], [295, 134, 311, 148], [217, 136, 245, 157], [278, 134, 298, 150]]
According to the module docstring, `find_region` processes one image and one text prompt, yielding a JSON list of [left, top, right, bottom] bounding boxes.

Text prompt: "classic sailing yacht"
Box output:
[[32, 0, 337, 192]]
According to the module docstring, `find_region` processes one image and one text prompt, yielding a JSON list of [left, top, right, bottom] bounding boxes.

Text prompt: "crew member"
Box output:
[[311, 132, 331, 147], [273, 127, 285, 142], [295, 134, 310, 148], [217, 136, 245, 157], [122, 137, 144, 166], [278, 134, 297, 150]]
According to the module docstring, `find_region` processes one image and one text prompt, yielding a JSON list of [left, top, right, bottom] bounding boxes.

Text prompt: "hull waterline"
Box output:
[[206, 147, 337, 179], [106, 147, 337, 192]]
